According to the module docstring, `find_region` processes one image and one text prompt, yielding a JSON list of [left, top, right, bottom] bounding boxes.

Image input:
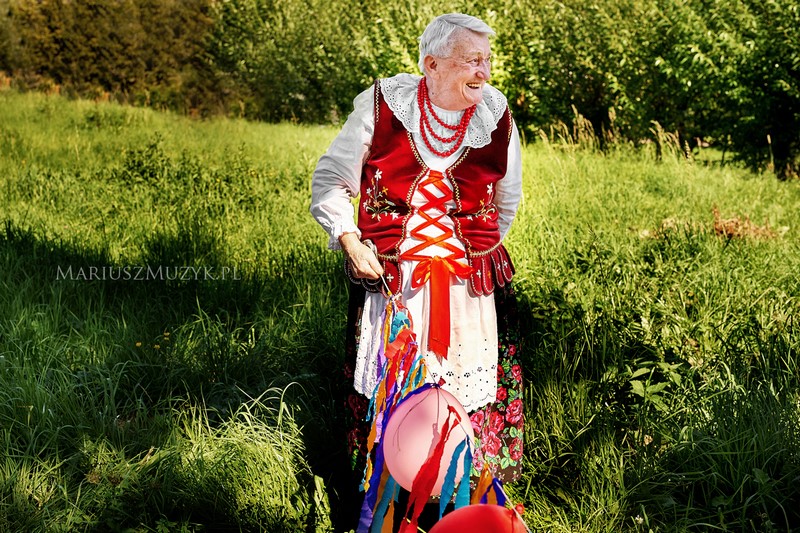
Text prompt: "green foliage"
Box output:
[[2, 0, 799, 176], [488, 0, 621, 141], [205, 0, 461, 122], [206, 0, 359, 122], [2, 87, 800, 531], [0, 88, 343, 531], [5, 0, 220, 113], [697, 0, 800, 179], [170, 395, 329, 531], [0, 0, 13, 72], [489, 0, 800, 178], [507, 140, 800, 530]]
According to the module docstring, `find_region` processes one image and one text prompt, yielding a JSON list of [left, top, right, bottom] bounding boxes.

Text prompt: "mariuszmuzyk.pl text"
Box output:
[[56, 265, 241, 281]]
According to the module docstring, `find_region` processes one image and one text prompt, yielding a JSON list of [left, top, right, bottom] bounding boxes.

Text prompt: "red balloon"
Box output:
[[429, 504, 527, 533], [382, 386, 474, 495]]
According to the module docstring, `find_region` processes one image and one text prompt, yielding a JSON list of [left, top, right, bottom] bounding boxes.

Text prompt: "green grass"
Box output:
[[1, 87, 800, 532]]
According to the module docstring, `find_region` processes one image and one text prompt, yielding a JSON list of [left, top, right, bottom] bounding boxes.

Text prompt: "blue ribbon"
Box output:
[[438, 437, 469, 519], [370, 475, 399, 533], [454, 442, 472, 510]]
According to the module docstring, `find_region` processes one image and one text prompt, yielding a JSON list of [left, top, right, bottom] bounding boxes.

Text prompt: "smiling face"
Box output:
[[423, 30, 492, 111]]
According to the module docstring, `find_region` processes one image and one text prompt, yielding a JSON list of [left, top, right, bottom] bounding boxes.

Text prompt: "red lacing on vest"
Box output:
[[399, 170, 475, 360]]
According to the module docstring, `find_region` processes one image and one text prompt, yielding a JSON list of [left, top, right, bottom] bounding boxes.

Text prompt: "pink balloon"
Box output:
[[428, 504, 527, 533], [382, 386, 474, 495]]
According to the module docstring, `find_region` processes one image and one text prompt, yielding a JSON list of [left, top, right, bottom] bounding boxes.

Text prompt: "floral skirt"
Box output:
[[342, 282, 523, 486]]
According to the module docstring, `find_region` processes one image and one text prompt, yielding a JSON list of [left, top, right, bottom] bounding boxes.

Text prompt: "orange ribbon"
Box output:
[[410, 256, 474, 359], [400, 170, 474, 360]]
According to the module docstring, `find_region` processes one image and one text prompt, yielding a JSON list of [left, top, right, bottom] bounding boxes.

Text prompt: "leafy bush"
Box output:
[[2, 0, 798, 176], [694, 0, 800, 180], [4, 0, 221, 114]]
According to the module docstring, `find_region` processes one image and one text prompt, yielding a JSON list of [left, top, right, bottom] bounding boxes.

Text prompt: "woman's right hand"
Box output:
[[339, 233, 384, 280]]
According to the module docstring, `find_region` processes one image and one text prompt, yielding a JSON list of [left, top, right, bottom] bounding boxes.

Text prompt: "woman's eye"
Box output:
[[466, 57, 491, 67]]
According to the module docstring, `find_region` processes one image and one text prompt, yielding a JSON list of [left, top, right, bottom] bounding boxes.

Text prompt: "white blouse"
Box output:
[[310, 74, 522, 411]]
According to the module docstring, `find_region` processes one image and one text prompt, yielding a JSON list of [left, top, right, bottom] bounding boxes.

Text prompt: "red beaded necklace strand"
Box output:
[[417, 77, 477, 157]]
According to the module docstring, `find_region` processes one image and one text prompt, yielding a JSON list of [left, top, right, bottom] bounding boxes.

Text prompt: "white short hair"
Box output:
[[417, 13, 495, 74]]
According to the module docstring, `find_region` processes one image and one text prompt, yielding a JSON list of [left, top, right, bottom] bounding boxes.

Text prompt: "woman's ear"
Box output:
[[423, 55, 438, 78]]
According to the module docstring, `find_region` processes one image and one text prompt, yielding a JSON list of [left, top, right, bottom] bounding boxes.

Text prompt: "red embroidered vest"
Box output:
[[352, 80, 515, 296]]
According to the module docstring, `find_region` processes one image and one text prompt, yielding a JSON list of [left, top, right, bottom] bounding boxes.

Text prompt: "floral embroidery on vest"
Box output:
[[363, 169, 397, 220]]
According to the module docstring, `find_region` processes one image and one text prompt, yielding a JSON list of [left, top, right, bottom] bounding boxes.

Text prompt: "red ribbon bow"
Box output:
[[410, 255, 474, 360]]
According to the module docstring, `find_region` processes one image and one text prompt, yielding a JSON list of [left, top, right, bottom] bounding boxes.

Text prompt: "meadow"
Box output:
[[1, 86, 800, 532]]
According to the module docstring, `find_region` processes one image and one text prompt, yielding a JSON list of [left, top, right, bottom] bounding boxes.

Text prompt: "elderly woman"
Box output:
[[311, 12, 524, 529]]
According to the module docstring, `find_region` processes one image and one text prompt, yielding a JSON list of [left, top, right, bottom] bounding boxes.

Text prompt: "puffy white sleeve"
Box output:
[[495, 119, 523, 240], [310, 87, 375, 250]]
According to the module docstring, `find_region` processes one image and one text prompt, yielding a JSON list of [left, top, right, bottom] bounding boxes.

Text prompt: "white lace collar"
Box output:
[[379, 73, 508, 150]]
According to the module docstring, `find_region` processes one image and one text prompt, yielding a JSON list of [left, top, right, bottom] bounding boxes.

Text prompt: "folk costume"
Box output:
[[311, 73, 524, 490]]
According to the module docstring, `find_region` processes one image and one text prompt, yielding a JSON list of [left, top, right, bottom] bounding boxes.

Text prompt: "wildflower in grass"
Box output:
[[135, 341, 142, 347]]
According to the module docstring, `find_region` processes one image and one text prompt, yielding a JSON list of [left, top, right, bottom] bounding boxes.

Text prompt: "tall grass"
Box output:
[[1, 87, 799, 531]]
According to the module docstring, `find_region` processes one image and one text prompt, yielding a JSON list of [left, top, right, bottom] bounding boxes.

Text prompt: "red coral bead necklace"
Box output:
[[417, 77, 477, 158]]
